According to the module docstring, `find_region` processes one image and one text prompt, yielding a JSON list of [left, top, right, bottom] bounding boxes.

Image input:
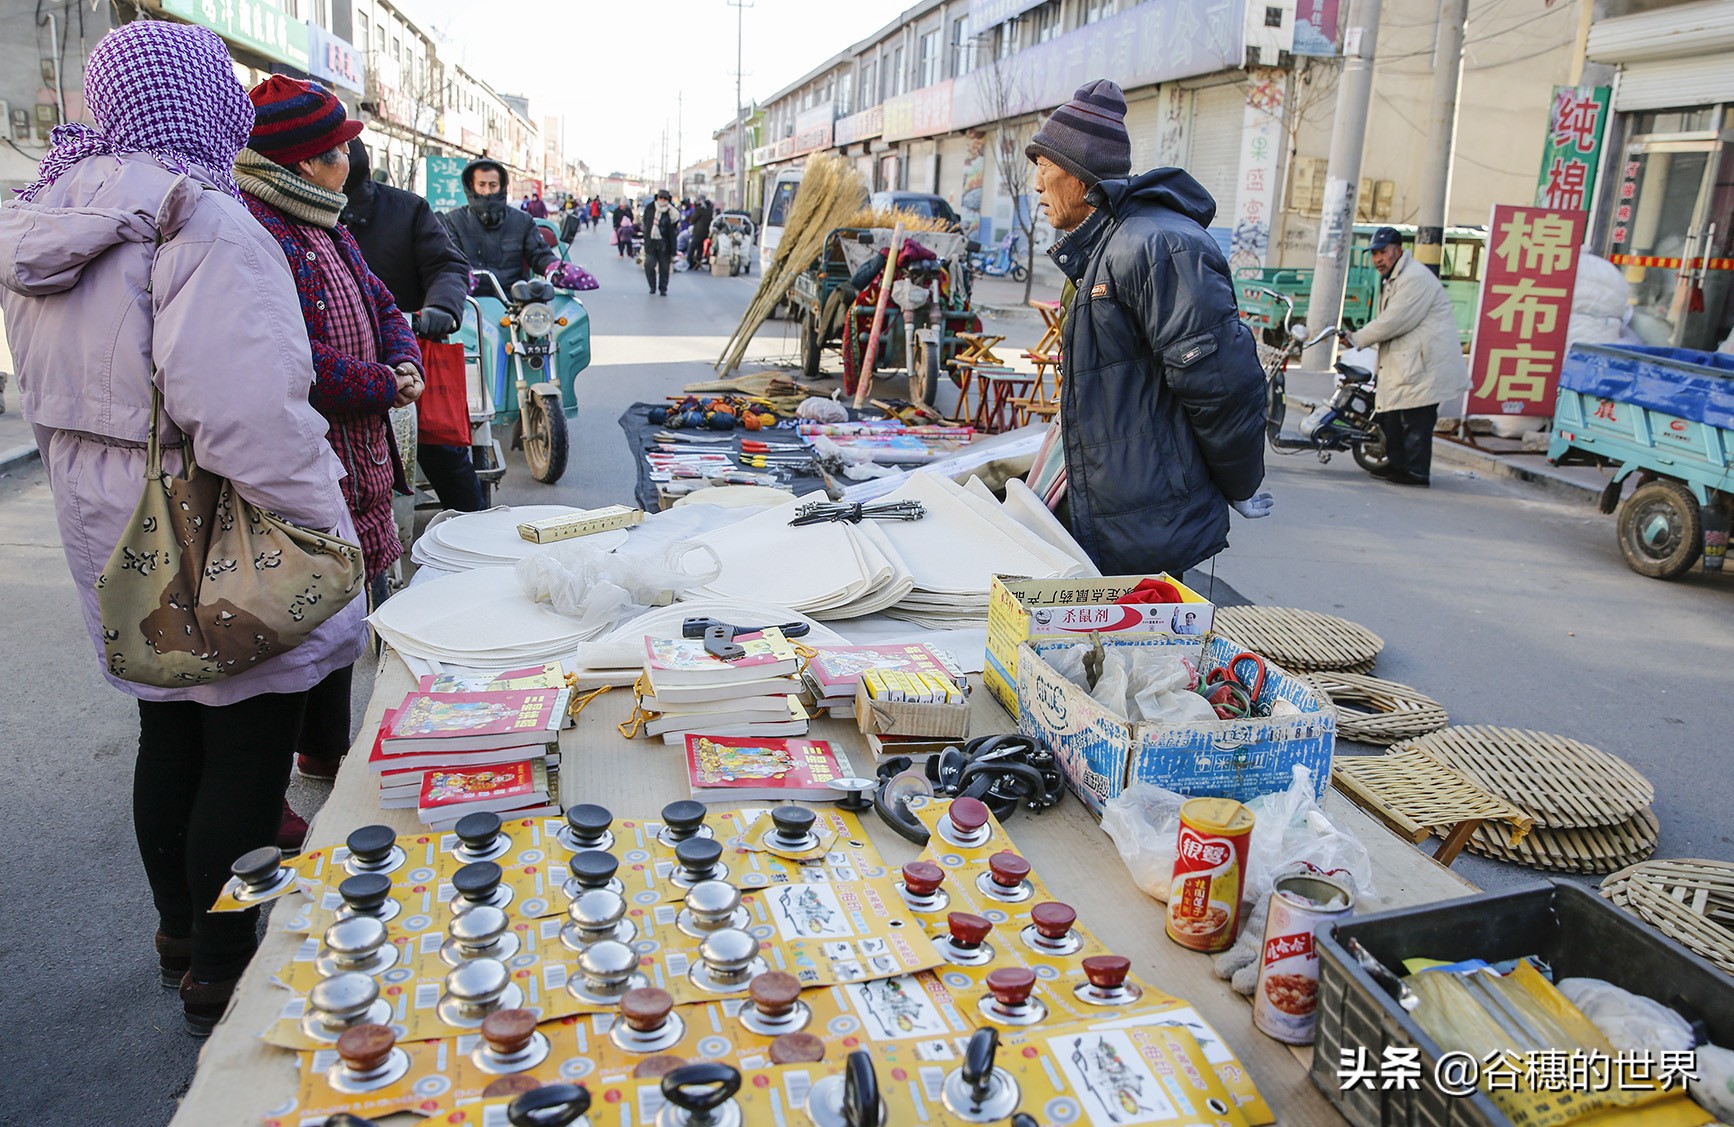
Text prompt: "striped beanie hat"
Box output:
[[246, 75, 363, 167], [1025, 79, 1131, 187]]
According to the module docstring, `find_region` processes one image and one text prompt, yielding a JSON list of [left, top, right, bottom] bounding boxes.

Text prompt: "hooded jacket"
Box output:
[[342, 143, 470, 324], [439, 159, 556, 291], [0, 152, 365, 703], [1350, 249, 1470, 413], [1050, 168, 1266, 576]]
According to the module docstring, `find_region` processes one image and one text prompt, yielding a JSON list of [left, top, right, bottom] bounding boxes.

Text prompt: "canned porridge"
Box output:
[[1253, 871, 1356, 1044], [1165, 797, 1255, 953]]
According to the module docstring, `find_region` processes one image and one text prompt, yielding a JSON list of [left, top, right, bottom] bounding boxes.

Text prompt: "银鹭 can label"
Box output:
[[1165, 801, 1254, 953]]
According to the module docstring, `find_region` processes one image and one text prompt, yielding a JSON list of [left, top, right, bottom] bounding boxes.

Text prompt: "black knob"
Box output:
[[842, 1050, 882, 1127], [455, 811, 503, 847], [506, 1081, 593, 1126], [232, 846, 282, 885], [339, 872, 392, 913], [771, 806, 816, 839], [565, 803, 612, 838], [568, 850, 619, 888], [660, 1062, 741, 1118], [346, 824, 396, 863], [1011, 1116, 1040, 1127], [320, 1116, 382, 1127], [453, 860, 502, 900], [661, 800, 707, 841], [675, 837, 723, 877], [962, 1027, 1000, 1102]]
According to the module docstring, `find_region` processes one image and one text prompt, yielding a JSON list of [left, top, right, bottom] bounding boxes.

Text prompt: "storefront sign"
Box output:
[[1534, 85, 1610, 213], [1291, 0, 1340, 54], [793, 105, 834, 156], [1230, 70, 1285, 271], [162, 0, 310, 71], [1467, 205, 1588, 417], [306, 23, 363, 93], [834, 105, 885, 146], [883, 81, 954, 143], [423, 155, 468, 212], [969, 0, 1047, 30]]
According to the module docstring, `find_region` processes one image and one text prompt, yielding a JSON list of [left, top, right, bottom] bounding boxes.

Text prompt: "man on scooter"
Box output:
[[439, 158, 559, 292]]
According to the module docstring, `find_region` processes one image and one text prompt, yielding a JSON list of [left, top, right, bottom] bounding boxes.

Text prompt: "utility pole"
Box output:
[[728, 0, 753, 211], [1414, 0, 1467, 276], [1306, 0, 1385, 366], [676, 91, 684, 197]]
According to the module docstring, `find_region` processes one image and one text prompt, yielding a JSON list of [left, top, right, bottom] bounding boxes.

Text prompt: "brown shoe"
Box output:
[[155, 930, 191, 990], [296, 752, 343, 780], [179, 971, 240, 1038], [277, 800, 309, 855]]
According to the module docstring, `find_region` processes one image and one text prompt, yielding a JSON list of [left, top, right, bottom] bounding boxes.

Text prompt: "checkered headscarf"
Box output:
[[16, 20, 255, 202]]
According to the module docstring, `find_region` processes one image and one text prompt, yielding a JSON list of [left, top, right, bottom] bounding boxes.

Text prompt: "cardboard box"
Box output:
[[517, 505, 644, 543], [855, 679, 972, 740], [984, 574, 1215, 713], [1014, 635, 1334, 819]]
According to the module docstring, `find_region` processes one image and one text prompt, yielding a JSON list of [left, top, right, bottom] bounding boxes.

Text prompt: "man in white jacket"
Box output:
[[1349, 227, 1470, 487]]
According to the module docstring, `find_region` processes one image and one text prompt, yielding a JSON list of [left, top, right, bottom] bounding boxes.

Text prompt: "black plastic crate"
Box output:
[[1310, 880, 1734, 1127]]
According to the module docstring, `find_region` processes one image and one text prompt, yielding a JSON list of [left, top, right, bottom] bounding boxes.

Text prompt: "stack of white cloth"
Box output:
[[410, 505, 629, 573]]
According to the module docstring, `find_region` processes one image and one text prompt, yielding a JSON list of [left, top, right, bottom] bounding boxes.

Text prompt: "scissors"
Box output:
[[1201, 651, 1267, 719]]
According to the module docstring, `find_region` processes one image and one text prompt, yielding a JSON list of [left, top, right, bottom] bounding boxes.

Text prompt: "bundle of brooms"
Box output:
[[716, 153, 872, 375]]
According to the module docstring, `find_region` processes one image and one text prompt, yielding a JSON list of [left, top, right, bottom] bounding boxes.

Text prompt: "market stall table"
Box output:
[[171, 651, 1475, 1126]]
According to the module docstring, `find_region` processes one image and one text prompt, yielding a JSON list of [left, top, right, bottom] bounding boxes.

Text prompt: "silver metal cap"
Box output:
[[578, 940, 640, 986], [309, 971, 380, 1022], [699, 928, 760, 976], [685, 880, 741, 920], [324, 915, 387, 958], [445, 957, 509, 1004], [450, 905, 509, 946], [569, 888, 626, 930]]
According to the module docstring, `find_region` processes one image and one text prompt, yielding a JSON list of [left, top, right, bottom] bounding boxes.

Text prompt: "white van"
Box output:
[[759, 169, 802, 275]]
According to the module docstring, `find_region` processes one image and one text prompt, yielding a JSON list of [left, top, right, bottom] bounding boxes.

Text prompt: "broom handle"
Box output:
[[853, 222, 906, 409]]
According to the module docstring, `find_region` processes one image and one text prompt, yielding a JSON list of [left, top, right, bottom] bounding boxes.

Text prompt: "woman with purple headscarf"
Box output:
[[0, 21, 365, 1036]]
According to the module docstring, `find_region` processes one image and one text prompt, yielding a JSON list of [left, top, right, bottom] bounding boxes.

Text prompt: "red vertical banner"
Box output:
[[1467, 205, 1588, 417]]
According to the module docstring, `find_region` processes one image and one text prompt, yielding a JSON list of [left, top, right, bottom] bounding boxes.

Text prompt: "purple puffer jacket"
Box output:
[[0, 153, 366, 705]]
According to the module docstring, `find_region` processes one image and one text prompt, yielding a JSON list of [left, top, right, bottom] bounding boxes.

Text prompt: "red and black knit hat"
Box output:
[[246, 75, 363, 167]]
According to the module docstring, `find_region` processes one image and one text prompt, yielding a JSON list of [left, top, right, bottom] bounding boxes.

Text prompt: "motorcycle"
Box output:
[[708, 214, 753, 276], [1257, 287, 1390, 475], [460, 270, 587, 485], [968, 231, 1028, 282], [897, 256, 951, 407]]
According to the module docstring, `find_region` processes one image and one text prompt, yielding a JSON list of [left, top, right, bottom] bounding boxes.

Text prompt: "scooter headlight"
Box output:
[[519, 302, 556, 337]]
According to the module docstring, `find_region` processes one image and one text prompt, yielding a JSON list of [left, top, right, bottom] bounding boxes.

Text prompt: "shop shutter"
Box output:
[[1125, 92, 1161, 176], [1186, 81, 1247, 212], [1614, 55, 1734, 111]]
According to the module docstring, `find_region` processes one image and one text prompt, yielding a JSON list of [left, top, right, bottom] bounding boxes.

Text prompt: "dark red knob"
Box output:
[[948, 911, 992, 947], [986, 967, 1035, 1006], [1082, 955, 1131, 989], [482, 1008, 538, 1054], [621, 987, 674, 1033], [1030, 901, 1076, 939], [988, 851, 1030, 887], [949, 797, 989, 833], [336, 1024, 396, 1071], [769, 1031, 826, 1064], [902, 861, 945, 895], [482, 1074, 544, 1100], [750, 971, 802, 1017], [633, 1055, 687, 1079]]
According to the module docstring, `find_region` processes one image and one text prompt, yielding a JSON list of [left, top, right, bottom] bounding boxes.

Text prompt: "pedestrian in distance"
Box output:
[[340, 138, 485, 514], [0, 21, 367, 1037], [589, 196, 602, 228], [1345, 227, 1470, 487], [1023, 79, 1272, 577], [642, 188, 680, 295], [616, 214, 638, 257], [237, 76, 425, 828], [687, 194, 714, 271], [524, 191, 549, 219]]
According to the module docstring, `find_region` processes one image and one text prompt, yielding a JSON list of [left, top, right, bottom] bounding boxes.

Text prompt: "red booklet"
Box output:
[[684, 735, 847, 802], [378, 687, 568, 755], [418, 759, 550, 818]]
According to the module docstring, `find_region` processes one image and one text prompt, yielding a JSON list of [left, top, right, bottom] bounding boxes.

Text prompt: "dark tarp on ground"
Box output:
[[617, 403, 832, 511]]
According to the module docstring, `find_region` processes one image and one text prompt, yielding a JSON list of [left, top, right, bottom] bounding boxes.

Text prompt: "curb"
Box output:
[[1430, 437, 1602, 503], [0, 439, 39, 476]]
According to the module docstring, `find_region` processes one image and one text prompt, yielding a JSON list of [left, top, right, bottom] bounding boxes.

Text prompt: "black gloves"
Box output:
[[415, 307, 458, 339]]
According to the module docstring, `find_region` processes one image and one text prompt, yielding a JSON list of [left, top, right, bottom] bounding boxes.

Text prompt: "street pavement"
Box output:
[[0, 225, 1729, 1124]]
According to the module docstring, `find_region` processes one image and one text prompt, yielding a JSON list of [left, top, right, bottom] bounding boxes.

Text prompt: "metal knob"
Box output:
[[303, 971, 390, 1042], [806, 1049, 886, 1127], [659, 800, 710, 845], [567, 939, 647, 1004], [659, 1062, 742, 1127], [442, 904, 520, 967], [472, 1007, 551, 1075], [452, 859, 512, 913], [560, 888, 634, 949], [768, 1031, 825, 1064], [438, 957, 521, 1028], [556, 803, 614, 852], [229, 846, 294, 900], [505, 1082, 593, 1127], [328, 1023, 410, 1093], [562, 849, 624, 900], [690, 927, 766, 993], [678, 880, 747, 938], [672, 836, 727, 888], [1074, 954, 1143, 1007], [345, 824, 404, 876], [739, 970, 810, 1036], [315, 915, 398, 977], [766, 805, 817, 851], [939, 911, 995, 965], [336, 872, 398, 923], [976, 851, 1033, 903], [608, 986, 686, 1054], [936, 797, 991, 848], [1023, 901, 1082, 955], [897, 860, 948, 913], [943, 1028, 1021, 1122], [454, 811, 509, 863], [979, 966, 1046, 1026]]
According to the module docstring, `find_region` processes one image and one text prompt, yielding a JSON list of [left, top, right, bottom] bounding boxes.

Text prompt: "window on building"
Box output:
[[308, 0, 327, 28], [891, 45, 905, 96], [374, 23, 385, 56], [391, 36, 401, 63], [861, 58, 878, 107], [949, 16, 971, 77], [918, 29, 940, 88], [356, 20, 368, 53], [996, 18, 1020, 60], [1082, 0, 1116, 25], [1032, 0, 1063, 43], [837, 73, 853, 116]]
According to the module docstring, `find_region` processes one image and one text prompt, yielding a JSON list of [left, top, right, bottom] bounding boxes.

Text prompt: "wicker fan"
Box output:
[[1397, 725, 1655, 830], [1211, 606, 1383, 673], [1602, 858, 1734, 974], [1301, 671, 1448, 745]]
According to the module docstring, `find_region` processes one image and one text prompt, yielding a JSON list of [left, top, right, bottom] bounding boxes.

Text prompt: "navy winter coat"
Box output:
[[1051, 168, 1266, 576]]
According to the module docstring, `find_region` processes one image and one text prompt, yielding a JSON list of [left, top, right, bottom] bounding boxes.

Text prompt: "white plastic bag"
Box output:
[[516, 537, 720, 641], [1100, 782, 1189, 902], [1692, 1044, 1734, 1120], [1555, 979, 1694, 1054]]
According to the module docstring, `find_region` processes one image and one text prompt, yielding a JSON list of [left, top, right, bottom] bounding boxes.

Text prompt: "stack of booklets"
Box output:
[[640, 628, 810, 744], [685, 735, 848, 802], [369, 667, 569, 824], [802, 643, 964, 717]]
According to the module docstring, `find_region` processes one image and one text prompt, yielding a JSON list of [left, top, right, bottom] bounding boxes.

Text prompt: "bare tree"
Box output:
[[363, 51, 446, 191], [975, 53, 1040, 302]]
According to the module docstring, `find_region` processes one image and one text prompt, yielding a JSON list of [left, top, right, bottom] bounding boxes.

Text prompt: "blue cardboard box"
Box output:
[[1013, 634, 1336, 819]]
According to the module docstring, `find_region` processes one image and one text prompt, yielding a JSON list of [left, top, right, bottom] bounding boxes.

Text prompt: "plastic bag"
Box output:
[[1051, 644, 1213, 724], [1692, 1044, 1734, 1120], [516, 537, 720, 641], [1555, 978, 1694, 1054], [1099, 783, 1188, 901]]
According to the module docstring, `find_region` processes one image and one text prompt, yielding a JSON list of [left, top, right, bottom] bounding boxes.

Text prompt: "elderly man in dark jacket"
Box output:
[[439, 157, 557, 292], [1024, 80, 1271, 577], [342, 139, 484, 512]]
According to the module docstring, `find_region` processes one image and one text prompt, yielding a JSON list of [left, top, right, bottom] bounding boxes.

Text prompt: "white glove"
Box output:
[[1231, 491, 1274, 519]]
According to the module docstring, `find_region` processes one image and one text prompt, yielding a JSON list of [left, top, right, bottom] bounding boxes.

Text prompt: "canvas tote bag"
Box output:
[[96, 387, 365, 687]]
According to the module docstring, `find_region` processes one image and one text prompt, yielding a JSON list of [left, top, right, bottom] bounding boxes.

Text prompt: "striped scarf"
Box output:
[[233, 147, 345, 228]]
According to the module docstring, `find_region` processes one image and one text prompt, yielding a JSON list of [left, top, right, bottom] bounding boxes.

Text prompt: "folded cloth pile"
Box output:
[[410, 505, 628, 573]]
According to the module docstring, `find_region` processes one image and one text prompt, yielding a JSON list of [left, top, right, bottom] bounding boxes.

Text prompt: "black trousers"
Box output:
[[135, 691, 308, 978], [1375, 404, 1439, 481], [299, 661, 354, 762], [418, 442, 484, 512], [644, 244, 673, 293]]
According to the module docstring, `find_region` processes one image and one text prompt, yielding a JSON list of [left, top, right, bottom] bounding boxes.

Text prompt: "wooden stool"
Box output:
[[974, 369, 1036, 433], [1012, 398, 1058, 426], [955, 332, 1007, 367], [1028, 301, 1064, 356], [1020, 351, 1059, 402]]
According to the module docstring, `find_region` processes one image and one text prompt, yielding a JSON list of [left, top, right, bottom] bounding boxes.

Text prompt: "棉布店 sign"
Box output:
[[162, 0, 310, 71], [1467, 205, 1587, 417], [1535, 85, 1609, 213]]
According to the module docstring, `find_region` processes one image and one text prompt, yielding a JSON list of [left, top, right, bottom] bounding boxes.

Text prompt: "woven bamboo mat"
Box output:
[[1397, 725, 1655, 829], [1468, 808, 1658, 874], [1211, 607, 1384, 673], [1332, 749, 1534, 844], [1301, 672, 1448, 745], [1601, 858, 1734, 974]]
